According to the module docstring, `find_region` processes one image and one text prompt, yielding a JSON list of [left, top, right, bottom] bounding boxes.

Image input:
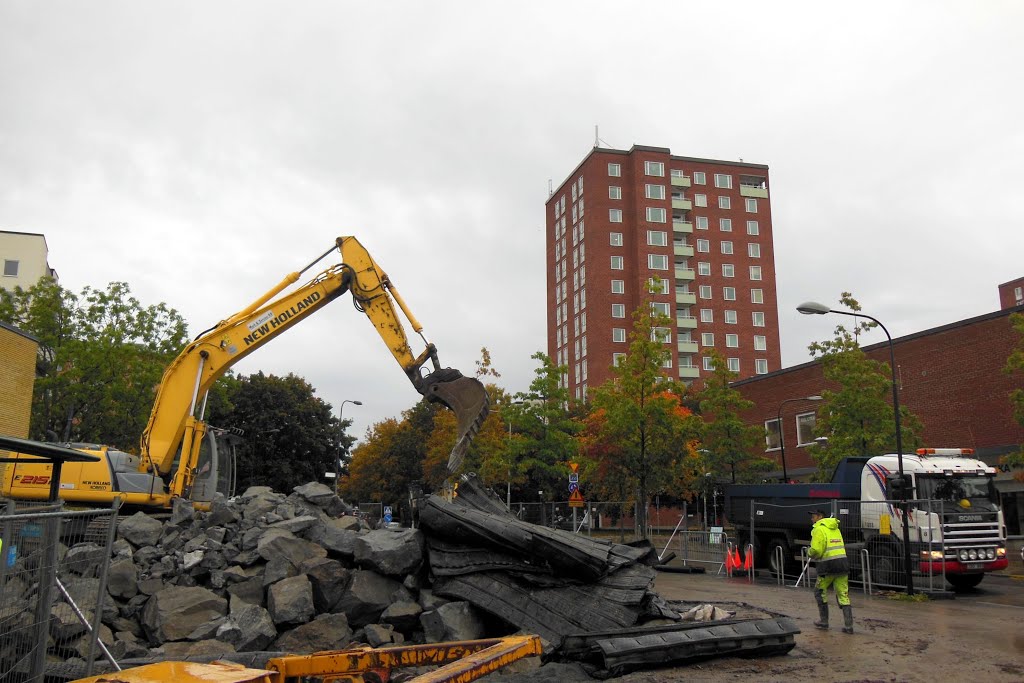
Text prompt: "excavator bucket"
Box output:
[[420, 370, 490, 473]]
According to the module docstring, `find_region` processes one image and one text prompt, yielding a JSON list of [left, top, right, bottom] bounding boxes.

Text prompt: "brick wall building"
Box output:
[[732, 304, 1024, 535], [0, 322, 39, 439], [546, 145, 781, 401]]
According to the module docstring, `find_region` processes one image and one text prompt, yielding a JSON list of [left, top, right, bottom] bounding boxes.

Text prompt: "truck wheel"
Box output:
[[767, 538, 795, 578], [946, 573, 984, 591], [871, 546, 905, 587]]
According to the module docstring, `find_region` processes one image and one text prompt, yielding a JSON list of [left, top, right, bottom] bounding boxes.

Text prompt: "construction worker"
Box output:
[[808, 508, 853, 633]]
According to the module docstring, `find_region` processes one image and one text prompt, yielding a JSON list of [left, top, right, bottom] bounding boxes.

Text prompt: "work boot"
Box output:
[[841, 605, 854, 634], [813, 593, 829, 630]]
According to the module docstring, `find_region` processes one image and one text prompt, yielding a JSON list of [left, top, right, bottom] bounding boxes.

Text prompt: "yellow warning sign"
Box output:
[[568, 489, 585, 508]]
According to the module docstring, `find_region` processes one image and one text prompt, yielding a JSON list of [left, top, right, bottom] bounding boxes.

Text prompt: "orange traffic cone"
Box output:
[[743, 548, 754, 573], [725, 547, 735, 574], [731, 547, 743, 576]]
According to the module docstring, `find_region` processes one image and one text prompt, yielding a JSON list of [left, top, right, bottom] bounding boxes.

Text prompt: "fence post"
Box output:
[[29, 501, 64, 681], [84, 498, 123, 675]]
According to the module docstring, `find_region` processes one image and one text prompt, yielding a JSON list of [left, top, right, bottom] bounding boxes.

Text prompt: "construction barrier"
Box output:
[[0, 498, 121, 682]]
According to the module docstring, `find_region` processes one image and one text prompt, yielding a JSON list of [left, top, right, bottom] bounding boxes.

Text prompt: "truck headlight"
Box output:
[[968, 549, 978, 560], [997, 547, 1006, 558], [959, 549, 969, 561], [986, 548, 995, 559], [919, 550, 943, 560]]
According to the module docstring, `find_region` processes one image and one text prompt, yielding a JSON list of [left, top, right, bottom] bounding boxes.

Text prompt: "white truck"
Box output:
[[725, 448, 1009, 590]]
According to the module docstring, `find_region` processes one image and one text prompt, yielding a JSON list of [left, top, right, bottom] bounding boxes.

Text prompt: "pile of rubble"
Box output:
[[15, 478, 798, 678]]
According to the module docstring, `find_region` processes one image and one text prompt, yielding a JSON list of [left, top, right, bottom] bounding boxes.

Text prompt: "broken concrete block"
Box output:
[[140, 585, 228, 643], [268, 575, 315, 625], [273, 612, 353, 653], [118, 512, 164, 547], [354, 529, 424, 577], [333, 569, 406, 628], [420, 601, 486, 643]]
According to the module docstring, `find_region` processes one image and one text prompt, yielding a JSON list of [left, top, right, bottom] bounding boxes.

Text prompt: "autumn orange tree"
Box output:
[[585, 288, 703, 538]]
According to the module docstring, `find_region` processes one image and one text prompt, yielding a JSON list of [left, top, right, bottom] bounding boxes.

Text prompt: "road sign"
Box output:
[[383, 506, 393, 524], [568, 482, 579, 493], [569, 462, 579, 474], [569, 473, 579, 484], [568, 489, 584, 508]]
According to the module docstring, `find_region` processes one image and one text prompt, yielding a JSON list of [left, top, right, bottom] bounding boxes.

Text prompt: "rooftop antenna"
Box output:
[[548, 178, 553, 197], [594, 125, 612, 149]]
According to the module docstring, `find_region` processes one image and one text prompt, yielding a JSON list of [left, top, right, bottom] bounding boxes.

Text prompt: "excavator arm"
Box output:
[[141, 236, 487, 500]]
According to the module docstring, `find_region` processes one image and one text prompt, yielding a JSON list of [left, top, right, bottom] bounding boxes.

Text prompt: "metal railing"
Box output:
[[1, 498, 121, 682]]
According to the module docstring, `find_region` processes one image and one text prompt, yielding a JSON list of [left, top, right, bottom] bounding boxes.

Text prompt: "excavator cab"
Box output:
[[188, 428, 242, 503]]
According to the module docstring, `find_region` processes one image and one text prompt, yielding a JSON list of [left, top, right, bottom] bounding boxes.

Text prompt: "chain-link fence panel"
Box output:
[[0, 498, 121, 682]]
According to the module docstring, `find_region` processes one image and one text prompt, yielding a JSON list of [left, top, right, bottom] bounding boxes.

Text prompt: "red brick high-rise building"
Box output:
[[545, 145, 781, 400]]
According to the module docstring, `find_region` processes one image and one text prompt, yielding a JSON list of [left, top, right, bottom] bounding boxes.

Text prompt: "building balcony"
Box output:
[[673, 244, 694, 257], [677, 340, 698, 354], [671, 198, 692, 211], [672, 220, 693, 233], [678, 366, 700, 379], [675, 291, 696, 305], [671, 175, 691, 188], [674, 266, 695, 280], [740, 185, 768, 198], [676, 315, 697, 329]]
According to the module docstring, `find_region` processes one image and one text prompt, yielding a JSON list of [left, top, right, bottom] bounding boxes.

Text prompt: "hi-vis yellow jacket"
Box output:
[[810, 516, 849, 576]]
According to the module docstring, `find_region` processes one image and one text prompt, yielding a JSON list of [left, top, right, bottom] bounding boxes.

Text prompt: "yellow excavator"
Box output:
[[0, 236, 488, 509]]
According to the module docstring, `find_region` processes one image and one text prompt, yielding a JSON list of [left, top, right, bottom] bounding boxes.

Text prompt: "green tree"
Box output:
[[0, 278, 189, 447], [1002, 312, 1024, 476], [696, 349, 773, 484], [588, 292, 699, 537], [807, 293, 924, 480], [207, 372, 338, 493], [509, 352, 579, 505]]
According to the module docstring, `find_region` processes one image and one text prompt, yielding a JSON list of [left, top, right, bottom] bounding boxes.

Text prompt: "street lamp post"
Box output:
[[776, 395, 823, 482], [337, 399, 363, 486], [797, 301, 914, 595]]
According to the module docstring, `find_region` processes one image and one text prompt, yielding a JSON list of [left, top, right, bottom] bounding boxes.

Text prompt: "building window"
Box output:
[[753, 311, 765, 327], [648, 277, 670, 295], [646, 207, 667, 223], [609, 209, 622, 222], [651, 302, 671, 317], [747, 220, 759, 235], [697, 239, 710, 253], [703, 356, 715, 371], [718, 196, 731, 210], [645, 160, 664, 176], [720, 218, 732, 232], [693, 171, 706, 185], [610, 232, 623, 246], [648, 254, 668, 270], [613, 352, 626, 366], [726, 333, 739, 348], [721, 241, 734, 255], [722, 263, 735, 278], [609, 186, 621, 199], [696, 216, 709, 230], [608, 163, 621, 177], [751, 288, 764, 304], [697, 262, 711, 276], [714, 173, 732, 189], [652, 327, 671, 343], [745, 197, 758, 213], [613, 328, 626, 343], [750, 265, 762, 280], [727, 357, 740, 372], [724, 310, 737, 324], [699, 285, 712, 299], [755, 358, 769, 375], [754, 335, 767, 351], [694, 194, 707, 207], [700, 308, 713, 322], [611, 256, 624, 270], [765, 419, 781, 450], [723, 286, 736, 301], [647, 230, 668, 246], [701, 332, 715, 346], [645, 184, 666, 200], [612, 304, 626, 318], [796, 412, 817, 446], [3, 260, 18, 277], [578, 176, 584, 193], [748, 243, 761, 258], [611, 279, 624, 294]]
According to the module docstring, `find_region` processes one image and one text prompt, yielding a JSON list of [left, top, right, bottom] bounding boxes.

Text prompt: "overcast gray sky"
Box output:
[[2, 1, 1022, 446]]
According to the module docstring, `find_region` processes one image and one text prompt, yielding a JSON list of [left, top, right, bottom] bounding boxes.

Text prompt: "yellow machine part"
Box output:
[[70, 636, 542, 683]]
